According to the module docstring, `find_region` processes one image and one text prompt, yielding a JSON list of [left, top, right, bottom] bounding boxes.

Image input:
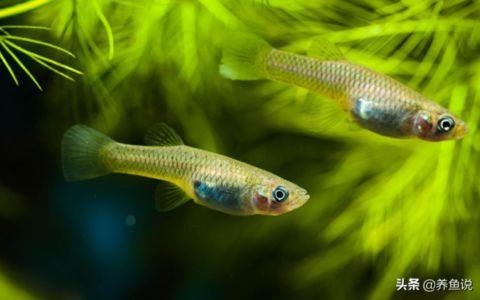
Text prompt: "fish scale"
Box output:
[[266, 49, 425, 113], [78, 136, 307, 215]]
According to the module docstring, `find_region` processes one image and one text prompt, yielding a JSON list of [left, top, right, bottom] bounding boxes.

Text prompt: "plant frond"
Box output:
[[29, 55, 75, 81], [93, 0, 114, 60], [4, 35, 75, 57], [0, 28, 10, 35], [0, 25, 81, 89], [1, 41, 42, 90], [0, 47, 18, 86], [4, 40, 82, 75], [0, 0, 52, 19], [0, 25, 50, 31]]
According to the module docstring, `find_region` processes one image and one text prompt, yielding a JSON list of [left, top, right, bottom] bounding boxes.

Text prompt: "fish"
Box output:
[[220, 32, 468, 142], [61, 123, 309, 216]]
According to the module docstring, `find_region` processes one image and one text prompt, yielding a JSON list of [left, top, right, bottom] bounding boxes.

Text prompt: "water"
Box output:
[[1, 1, 480, 300]]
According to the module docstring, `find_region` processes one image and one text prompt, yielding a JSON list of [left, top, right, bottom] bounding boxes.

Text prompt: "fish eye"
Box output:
[[437, 116, 455, 133], [272, 186, 289, 202]]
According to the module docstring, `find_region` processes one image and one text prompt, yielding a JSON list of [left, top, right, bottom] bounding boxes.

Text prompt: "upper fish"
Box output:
[[220, 32, 468, 142], [61, 123, 309, 216]]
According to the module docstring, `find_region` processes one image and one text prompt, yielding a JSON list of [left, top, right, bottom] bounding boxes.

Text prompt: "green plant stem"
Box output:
[[0, 0, 53, 19]]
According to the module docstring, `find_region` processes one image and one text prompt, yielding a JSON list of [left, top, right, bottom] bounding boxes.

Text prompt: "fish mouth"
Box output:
[[301, 189, 310, 200], [294, 189, 310, 207], [453, 120, 469, 139]]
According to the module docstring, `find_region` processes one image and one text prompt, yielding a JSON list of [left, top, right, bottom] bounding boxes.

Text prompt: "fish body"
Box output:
[[220, 33, 468, 141], [61, 124, 309, 216]]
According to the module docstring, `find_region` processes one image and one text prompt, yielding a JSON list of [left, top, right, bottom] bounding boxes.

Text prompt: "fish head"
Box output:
[[250, 178, 309, 216], [412, 109, 468, 141]]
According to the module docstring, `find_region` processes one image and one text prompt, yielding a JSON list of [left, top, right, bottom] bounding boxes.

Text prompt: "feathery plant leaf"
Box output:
[[28, 55, 74, 81], [93, 0, 114, 60], [3, 35, 76, 57], [0, 25, 50, 30], [4, 40, 82, 74], [0, 25, 81, 90], [1, 40, 42, 90], [0, 46, 18, 85]]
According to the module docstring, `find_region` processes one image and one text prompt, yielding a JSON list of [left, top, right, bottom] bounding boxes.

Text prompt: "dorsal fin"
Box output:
[[144, 123, 184, 146], [307, 37, 345, 60]]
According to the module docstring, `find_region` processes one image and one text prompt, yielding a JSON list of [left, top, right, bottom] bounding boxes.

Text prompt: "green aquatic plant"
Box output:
[[0, 184, 37, 298], [0, 267, 38, 300], [0, 0, 52, 19], [0, 0, 81, 90], [0, 25, 82, 90], [1, 0, 480, 299]]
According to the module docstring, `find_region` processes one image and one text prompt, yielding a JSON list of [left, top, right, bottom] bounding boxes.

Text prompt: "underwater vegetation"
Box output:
[[0, 0, 480, 299]]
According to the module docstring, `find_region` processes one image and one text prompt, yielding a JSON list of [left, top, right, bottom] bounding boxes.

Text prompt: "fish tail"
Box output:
[[219, 31, 272, 80], [61, 124, 114, 181]]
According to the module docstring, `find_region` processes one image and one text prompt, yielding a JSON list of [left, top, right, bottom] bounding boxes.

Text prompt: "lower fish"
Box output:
[[61, 123, 309, 216], [220, 32, 468, 142]]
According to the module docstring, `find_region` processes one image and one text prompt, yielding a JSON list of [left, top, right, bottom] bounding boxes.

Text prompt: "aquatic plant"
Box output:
[[1, 0, 480, 299], [0, 1, 81, 90], [0, 25, 81, 90], [0, 265, 38, 300]]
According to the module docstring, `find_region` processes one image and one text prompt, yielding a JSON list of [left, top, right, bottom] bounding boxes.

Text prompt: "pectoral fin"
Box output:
[[155, 181, 190, 212]]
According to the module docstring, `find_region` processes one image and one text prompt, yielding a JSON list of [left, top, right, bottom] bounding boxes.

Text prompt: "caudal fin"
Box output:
[[219, 31, 272, 80], [61, 124, 114, 181]]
